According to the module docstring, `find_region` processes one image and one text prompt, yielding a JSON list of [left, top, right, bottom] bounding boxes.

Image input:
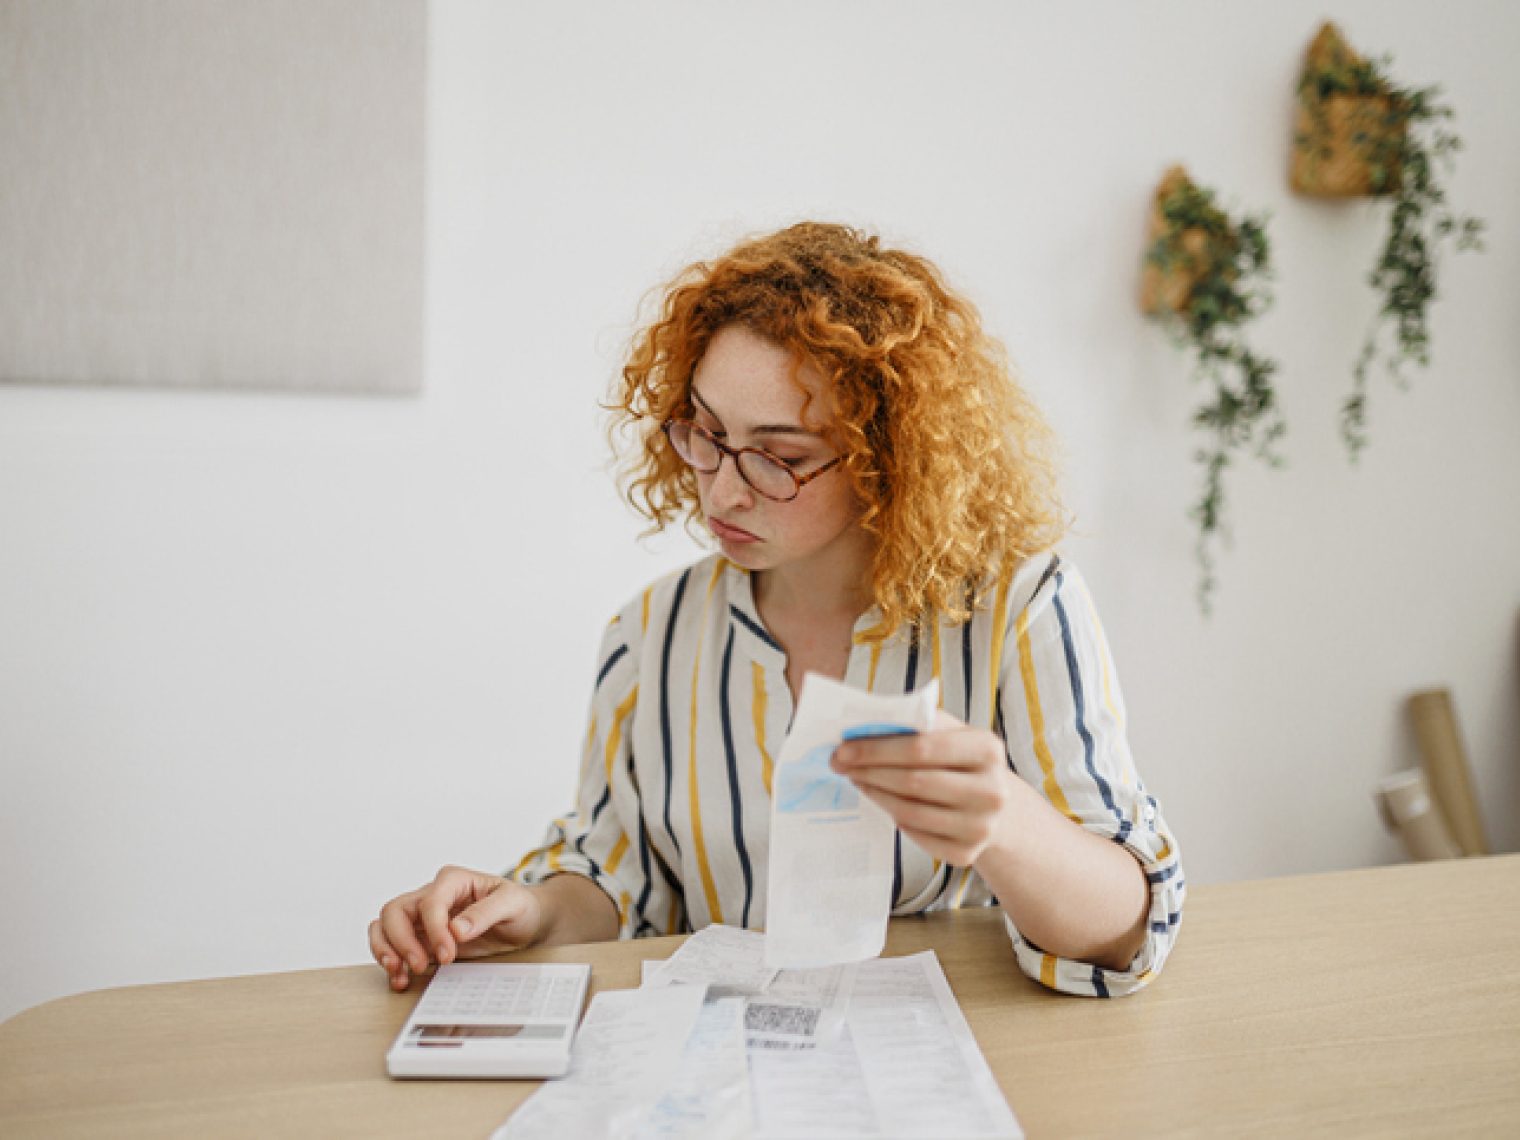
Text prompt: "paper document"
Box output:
[[765, 674, 940, 969], [491, 983, 707, 1139], [501, 948, 1020, 1139], [750, 951, 1022, 1139], [844, 952, 1022, 1138], [747, 960, 855, 1051], [641, 926, 854, 1051], [635, 997, 752, 1139], [646, 924, 779, 996]]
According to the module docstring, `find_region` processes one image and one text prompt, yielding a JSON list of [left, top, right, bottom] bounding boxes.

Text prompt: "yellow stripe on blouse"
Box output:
[[1016, 605, 1078, 823], [752, 661, 774, 795], [605, 686, 638, 783], [988, 571, 1013, 729], [687, 560, 726, 924], [952, 865, 976, 908], [605, 831, 630, 874]]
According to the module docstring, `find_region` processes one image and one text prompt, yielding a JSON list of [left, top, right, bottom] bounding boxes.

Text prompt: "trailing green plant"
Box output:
[[1296, 44, 1486, 460], [1144, 173, 1283, 614]]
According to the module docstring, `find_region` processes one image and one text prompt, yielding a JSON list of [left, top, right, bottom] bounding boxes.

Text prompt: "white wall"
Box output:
[[2, 0, 1516, 1022]]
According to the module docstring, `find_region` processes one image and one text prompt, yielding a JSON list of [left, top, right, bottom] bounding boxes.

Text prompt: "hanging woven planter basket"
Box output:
[[1140, 165, 1238, 315], [1138, 165, 1279, 614], [1290, 22, 1408, 198]]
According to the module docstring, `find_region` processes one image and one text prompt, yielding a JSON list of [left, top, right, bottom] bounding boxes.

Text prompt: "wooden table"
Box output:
[[2, 856, 1517, 1138]]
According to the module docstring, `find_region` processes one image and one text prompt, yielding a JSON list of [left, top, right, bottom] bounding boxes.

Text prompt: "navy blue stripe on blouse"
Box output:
[[931, 861, 955, 905], [596, 642, 628, 690], [632, 782, 658, 933], [960, 614, 973, 721], [1052, 571, 1131, 845], [717, 626, 757, 929], [891, 624, 922, 908], [1150, 907, 1183, 934], [729, 604, 782, 652], [994, 689, 1020, 776], [1030, 553, 1061, 605], [659, 568, 692, 862]]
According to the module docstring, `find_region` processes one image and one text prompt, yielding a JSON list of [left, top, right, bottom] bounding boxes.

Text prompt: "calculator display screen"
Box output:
[[409, 1023, 567, 1041]]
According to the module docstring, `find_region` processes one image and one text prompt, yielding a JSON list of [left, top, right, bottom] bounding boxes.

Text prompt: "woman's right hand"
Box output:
[[368, 865, 546, 992]]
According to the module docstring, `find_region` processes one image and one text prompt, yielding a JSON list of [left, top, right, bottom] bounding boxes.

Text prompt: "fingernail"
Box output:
[[454, 917, 472, 935], [410, 955, 426, 972]]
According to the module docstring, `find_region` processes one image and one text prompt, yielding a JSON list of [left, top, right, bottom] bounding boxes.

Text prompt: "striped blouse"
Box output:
[[512, 550, 1184, 998]]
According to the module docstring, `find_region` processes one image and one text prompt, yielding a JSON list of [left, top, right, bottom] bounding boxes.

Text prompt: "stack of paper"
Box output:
[[492, 926, 1023, 1140]]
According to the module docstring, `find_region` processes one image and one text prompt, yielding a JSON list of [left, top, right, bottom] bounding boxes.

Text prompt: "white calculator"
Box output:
[[385, 962, 592, 1079]]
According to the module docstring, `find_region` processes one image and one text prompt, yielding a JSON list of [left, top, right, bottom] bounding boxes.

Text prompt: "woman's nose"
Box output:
[[707, 454, 755, 511]]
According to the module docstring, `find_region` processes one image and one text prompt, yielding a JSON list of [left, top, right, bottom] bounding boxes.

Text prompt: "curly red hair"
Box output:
[[608, 221, 1067, 642]]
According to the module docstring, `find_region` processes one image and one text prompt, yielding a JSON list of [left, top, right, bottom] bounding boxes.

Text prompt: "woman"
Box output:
[[370, 222, 1183, 998]]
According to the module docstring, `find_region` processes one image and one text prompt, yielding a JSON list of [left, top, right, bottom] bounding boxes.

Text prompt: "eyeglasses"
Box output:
[[662, 418, 842, 503]]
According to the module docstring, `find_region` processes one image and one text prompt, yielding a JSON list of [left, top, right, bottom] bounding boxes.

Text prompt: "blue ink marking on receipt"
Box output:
[[777, 724, 920, 814], [840, 723, 918, 741], [777, 744, 858, 813]]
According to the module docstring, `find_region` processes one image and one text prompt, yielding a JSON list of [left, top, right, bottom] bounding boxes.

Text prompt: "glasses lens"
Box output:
[[739, 451, 799, 501], [669, 421, 718, 471]]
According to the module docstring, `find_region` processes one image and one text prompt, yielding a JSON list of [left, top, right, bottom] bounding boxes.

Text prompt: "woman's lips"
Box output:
[[709, 518, 760, 543]]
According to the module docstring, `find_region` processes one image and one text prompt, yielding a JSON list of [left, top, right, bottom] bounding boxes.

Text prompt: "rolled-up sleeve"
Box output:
[[998, 557, 1184, 997], [509, 611, 680, 939]]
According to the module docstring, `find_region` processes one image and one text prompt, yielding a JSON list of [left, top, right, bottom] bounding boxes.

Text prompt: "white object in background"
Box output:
[[1375, 769, 1462, 861], [764, 675, 939, 970], [385, 962, 591, 1079], [0, 0, 425, 394]]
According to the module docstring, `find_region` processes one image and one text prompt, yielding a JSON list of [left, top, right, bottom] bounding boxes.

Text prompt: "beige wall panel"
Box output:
[[0, 0, 424, 394]]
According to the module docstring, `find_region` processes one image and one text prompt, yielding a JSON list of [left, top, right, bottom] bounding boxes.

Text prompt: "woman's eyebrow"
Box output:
[[689, 386, 822, 438]]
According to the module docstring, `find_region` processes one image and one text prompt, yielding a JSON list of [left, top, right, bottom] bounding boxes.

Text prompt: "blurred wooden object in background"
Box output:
[[1375, 770, 1462, 861], [1407, 688, 1491, 856]]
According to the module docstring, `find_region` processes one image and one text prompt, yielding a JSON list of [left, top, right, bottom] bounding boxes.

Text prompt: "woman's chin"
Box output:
[[713, 534, 770, 569]]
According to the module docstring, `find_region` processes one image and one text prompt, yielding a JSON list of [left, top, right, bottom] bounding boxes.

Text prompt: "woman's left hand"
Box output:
[[830, 709, 1020, 867]]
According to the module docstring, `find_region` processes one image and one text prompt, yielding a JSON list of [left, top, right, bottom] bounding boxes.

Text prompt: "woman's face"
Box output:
[[687, 325, 864, 576]]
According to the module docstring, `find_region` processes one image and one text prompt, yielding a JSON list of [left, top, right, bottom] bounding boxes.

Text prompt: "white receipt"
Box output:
[[844, 952, 1022, 1138], [646, 924, 779, 996], [747, 960, 855, 1051], [504, 949, 1019, 1139], [764, 674, 939, 969], [634, 997, 751, 1139], [640, 927, 853, 1052], [491, 983, 707, 1139], [751, 951, 1022, 1139]]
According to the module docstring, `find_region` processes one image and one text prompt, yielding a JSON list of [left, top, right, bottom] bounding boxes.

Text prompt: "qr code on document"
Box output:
[[745, 1003, 821, 1037]]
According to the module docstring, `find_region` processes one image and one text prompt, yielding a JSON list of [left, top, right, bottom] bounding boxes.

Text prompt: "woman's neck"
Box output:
[[752, 528, 876, 629]]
